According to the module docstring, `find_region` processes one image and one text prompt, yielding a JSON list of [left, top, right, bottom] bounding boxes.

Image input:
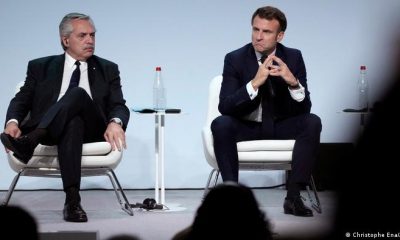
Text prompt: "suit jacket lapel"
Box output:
[[275, 43, 286, 64], [87, 57, 98, 100], [87, 57, 95, 85], [50, 54, 65, 103], [245, 45, 259, 82]]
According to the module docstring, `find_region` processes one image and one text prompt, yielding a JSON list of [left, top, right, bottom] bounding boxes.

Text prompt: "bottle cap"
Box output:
[[360, 65, 366, 70], [156, 66, 161, 71]]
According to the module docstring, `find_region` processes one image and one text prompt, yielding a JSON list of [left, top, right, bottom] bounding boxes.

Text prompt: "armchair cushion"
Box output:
[[8, 142, 121, 171], [237, 140, 295, 152]]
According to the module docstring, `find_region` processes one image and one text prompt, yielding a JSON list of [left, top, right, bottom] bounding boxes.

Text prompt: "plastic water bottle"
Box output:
[[358, 65, 368, 111], [153, 66, 166, 110]]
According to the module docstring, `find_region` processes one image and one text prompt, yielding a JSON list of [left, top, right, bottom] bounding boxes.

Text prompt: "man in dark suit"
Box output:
[[211, 6, 322, 217], [0, 13, 130, 222]]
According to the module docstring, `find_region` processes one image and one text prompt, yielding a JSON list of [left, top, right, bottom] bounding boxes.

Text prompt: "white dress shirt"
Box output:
[[58, 53, 92, 101]]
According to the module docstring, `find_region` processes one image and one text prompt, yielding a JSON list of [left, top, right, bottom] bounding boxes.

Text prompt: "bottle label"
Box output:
[[153, 87, 166, 109]]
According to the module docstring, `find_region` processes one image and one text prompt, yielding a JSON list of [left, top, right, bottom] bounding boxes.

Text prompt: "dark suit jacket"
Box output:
[[219, 43, 312, 121], [5, 54, 130, 131]]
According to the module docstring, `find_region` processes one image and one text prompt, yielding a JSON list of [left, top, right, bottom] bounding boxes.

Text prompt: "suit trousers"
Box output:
[[211, 113, 322, 185], [22, 87, 107, 190]]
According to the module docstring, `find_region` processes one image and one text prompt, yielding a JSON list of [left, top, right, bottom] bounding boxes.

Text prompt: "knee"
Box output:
[[68, 87, 90, 101], [211, 115, 236, 136], [306, 113, 322, 134], [66, 116, 84, 132]]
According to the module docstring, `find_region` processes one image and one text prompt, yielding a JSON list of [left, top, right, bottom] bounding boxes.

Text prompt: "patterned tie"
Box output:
[[68, 61, 81, 90]]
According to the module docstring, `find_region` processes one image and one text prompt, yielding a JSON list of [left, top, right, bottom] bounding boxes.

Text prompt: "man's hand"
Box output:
[[104, 122, 126, 151], [3, 122, 21, 152], [251, 54, 274, 90], [269, 56, 299, 87]]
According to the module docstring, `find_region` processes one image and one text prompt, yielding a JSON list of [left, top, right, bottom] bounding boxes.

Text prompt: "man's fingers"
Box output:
[[262, 55, 274, 67], [112, 135, 125, 151], [103, 133, 115, 151], [268, 65, 280, 75], [271, 55, 284, 65], [120, 135, 127, 149], [114, 137, 122, 151], [104, 127, 126, 151]]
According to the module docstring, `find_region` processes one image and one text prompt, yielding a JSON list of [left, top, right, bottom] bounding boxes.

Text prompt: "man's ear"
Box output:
[[277, 31, 285, 42], [62, 37, 69, 47]]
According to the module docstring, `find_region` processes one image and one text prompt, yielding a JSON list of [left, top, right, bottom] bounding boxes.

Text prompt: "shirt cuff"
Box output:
[[110, 117, 123, 127], [288, 82, 305, 102], [246, 82, 258, 100], [6, 119, 19, 126]]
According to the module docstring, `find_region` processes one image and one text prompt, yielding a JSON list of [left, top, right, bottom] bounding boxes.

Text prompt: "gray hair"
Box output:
[[59, 13, 96, 50]]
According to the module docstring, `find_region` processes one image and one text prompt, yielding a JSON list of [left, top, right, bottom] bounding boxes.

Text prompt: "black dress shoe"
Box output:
[[283, 196, 313, 217], [0, 133, 36, 164], [63, 202, 88, 222]]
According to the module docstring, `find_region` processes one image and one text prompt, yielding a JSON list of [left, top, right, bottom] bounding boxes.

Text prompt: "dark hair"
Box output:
[[107, 234, 141, 240], [251, 6, 287, 32], [186, 182, 273, 240], [0, 205, 39, 240]]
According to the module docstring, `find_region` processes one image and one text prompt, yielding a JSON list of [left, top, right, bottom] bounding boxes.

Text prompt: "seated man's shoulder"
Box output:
[[90, 55, 117, 67], [227, 43, 253, 57], [277, 43, 301, 56], [29, 54, 63, 66]]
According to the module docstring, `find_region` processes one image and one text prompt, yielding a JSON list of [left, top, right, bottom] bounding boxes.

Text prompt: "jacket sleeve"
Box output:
[[218, 53, 260, 117], [103, 62, 130, 131]]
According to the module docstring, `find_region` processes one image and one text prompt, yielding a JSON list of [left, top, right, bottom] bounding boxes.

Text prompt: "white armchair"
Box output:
[[201, 75, 321, 213], [1, 82, 133, 216]]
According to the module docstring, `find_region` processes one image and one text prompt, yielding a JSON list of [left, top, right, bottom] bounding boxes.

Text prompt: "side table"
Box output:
[[342, 108, 372, 134], [342, 108, 373, 137], [132, 108, 181, 206]]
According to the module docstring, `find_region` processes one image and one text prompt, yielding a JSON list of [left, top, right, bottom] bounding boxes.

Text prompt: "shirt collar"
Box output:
[[65, 52, 87, 70], [255, 48, 277, 62]]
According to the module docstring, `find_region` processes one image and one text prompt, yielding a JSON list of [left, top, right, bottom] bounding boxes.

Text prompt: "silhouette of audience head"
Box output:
[[107, 234, 141, 240], [0, 205, 39, 240], [174, 181, 273, 240]]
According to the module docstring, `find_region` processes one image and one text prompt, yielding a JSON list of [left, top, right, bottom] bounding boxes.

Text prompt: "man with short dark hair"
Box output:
[[212, 6, 322, 217]]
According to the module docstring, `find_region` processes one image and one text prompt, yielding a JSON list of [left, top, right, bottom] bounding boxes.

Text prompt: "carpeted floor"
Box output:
[[1, 188, 337, 240]]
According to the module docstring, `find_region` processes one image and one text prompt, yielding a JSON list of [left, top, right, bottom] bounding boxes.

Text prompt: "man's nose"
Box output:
[[256, 31, 263, 40], [86, 36, 94, 44]]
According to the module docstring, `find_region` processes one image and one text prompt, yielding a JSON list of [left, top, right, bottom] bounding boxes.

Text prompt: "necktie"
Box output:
[[68, 61, 81, 90], [260, 55, 275, 98], [259, 55, 275, 137]]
